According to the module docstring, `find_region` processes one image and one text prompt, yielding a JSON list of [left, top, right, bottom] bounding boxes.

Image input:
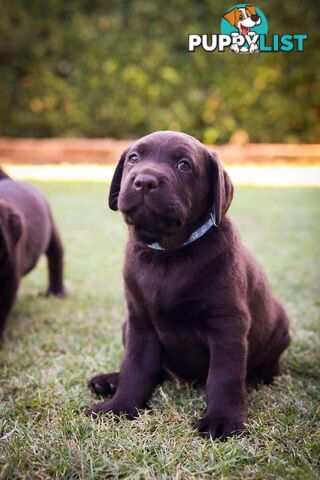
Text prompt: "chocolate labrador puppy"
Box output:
[[0, 169, 65, 337], [88, 131, 290, 439]]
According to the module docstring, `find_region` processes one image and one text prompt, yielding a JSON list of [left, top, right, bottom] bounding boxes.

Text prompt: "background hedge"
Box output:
[[0, 0, 319, 143]]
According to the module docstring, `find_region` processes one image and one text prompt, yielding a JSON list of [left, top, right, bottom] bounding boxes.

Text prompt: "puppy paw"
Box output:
[[86, 400, 138, 419], [86, 400, 112, 418], [88, 373, 118, 396], [43, 288, 67, 299], [196, 413, 246, 440], [230, 44, 240, 53], [249, 44, 259, 54]]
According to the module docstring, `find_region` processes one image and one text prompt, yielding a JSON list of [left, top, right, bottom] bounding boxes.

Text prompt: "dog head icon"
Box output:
[[223, 5, 261, 35]]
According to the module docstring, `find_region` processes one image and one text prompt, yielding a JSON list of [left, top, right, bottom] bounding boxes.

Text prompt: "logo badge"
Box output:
[[221, 4, 267, 53], [188, 4, 308, 54]]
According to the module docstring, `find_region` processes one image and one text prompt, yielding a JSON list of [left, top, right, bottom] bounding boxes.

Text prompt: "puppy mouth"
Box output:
[[240, 24, 249, 35], [134, 225, 174, 244], [123, 206, 184, 243]]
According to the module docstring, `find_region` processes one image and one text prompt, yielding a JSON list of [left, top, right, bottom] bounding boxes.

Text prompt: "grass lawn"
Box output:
[[0, 182, 319, 479]]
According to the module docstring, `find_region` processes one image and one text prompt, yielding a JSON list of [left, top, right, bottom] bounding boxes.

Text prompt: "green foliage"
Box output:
[[0, 182, 319, 478], [0, 0, 319, 142]]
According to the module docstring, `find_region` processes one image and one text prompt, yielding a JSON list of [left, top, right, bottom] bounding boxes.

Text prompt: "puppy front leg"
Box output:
[[0, 273, 19, 338], [89, 318, 162, 417], [197, 327, 248, 440]]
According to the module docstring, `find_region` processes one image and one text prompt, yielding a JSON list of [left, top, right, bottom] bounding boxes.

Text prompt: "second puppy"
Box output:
[[0, 169, 66, 337]]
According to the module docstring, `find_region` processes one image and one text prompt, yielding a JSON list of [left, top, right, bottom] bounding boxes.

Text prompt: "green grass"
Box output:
[[0, 182, 319, 480]]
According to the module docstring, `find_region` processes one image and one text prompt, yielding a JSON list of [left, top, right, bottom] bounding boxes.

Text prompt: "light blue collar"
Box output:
[[147, 209, 216, 251]]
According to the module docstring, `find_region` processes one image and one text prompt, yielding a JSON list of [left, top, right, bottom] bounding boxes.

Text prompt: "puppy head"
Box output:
[[224, 5, 261, 33], [109, 131, 233, 249], [0, 200, 23, 261]]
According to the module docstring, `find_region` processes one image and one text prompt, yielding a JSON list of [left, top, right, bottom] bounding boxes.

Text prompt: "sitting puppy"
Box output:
[[0, 169, 65, 337], [88, 132, 290, 440]]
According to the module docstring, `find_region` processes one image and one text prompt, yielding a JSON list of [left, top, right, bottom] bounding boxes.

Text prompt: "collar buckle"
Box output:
[[147, 208, 216, 251]]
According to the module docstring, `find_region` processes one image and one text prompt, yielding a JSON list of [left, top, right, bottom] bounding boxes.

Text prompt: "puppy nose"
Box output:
[[251, 14, 259, 21], [133, 174, 159, 192]]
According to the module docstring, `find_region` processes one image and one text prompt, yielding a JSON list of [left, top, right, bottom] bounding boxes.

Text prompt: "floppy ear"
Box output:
[[8, 209, 23, 245], [245, 5, 257, 15], [108, 149, 129, 211], [208, 152, 234, 226], [0, 205, 23, 255], [223, 8, 237, 26], [0, 168, 10, 180]]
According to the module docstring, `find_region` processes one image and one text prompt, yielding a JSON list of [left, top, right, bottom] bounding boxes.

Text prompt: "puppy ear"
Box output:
[[8, 209, 23, 245], [108, 149, 128, 211], [0, 168, 10, 180], [245, 5, 257, 15], [0, 205, 23, 255], [223, 8, 237, 26], [208, 152, 234, 226]]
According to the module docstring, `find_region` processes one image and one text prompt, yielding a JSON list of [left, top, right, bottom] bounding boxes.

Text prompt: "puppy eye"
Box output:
[[177, 159, 191, 172], [128, 154, 139, 164]]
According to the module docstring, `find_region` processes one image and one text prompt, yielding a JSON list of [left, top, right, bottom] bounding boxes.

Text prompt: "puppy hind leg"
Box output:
[[251, 307, 290, 386], [246, 360, 281, 390], [45, 225, 65, 297], [257, 328, 290, 385]]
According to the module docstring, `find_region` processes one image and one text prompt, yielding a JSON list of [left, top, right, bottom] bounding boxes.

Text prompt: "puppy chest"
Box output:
[[128, 260, 210, 336], [154, 318, 210, 383], [150, 297, 207, 346]]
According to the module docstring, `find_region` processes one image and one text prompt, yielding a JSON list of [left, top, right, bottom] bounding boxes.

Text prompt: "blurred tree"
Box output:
[[0, 0, 318, 142]]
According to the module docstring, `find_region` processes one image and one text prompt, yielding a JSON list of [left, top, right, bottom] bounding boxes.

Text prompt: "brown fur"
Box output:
[[0, 170, 65, 337], [224, 8, 238, 26], [88, 131, 290, 440], [245, 5, 257, 16]]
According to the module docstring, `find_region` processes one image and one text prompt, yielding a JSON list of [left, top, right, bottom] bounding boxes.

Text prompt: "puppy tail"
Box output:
[[0, 167, 11, 180]]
